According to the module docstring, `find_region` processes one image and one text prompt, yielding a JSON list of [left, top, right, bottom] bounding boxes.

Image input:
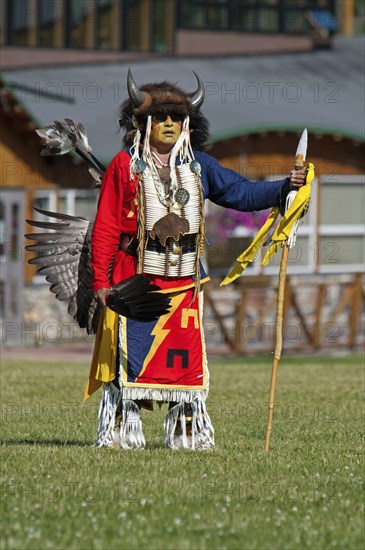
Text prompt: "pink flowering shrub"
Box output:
[[206, 208, 270, 244]]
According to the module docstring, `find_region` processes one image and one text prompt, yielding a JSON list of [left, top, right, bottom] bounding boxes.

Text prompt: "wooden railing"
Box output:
[[204, 273, 364, 354]]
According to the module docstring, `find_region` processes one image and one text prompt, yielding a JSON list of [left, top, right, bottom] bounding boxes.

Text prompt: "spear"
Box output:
[[263, 129, 308, 453]]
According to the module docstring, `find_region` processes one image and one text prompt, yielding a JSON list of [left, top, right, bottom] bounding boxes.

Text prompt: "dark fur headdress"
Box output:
[[119, 69, 210, 151]]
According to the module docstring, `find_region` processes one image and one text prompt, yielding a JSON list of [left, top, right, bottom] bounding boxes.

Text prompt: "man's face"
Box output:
[[149, 114, 183, 150]]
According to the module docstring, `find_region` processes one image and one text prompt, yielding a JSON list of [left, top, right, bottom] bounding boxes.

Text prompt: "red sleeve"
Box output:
[[91, 153, 125, 291]]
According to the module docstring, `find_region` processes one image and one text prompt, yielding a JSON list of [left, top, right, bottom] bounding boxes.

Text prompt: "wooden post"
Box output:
[[54, 0, 64, 47], [290, 286, 317, 347], [204, 286, 237, 354], [111, 1, 121, 50], [348, 273, 363, 348], [165, 0, 176, 54], [140, 0, 151, 52], [341, 0, 354, 36], [85, 0, 95, 49], [28, 0, 37, 46], [314, 282, 326, 348], [234, 289, 246, 353]]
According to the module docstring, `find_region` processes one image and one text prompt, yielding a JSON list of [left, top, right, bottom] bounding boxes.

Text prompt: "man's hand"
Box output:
[[94, 287, 110, 307], [289, 169, 307, 189]]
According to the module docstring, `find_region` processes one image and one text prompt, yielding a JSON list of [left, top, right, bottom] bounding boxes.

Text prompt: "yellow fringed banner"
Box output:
[[84, 306, 119, 401], [221, 163, 315, 286]]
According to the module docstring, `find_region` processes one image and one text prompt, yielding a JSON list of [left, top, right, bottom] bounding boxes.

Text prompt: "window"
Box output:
[[96, 0, 117, 50], [10, 203, 20, 260], [68, 0, 89, 48], [8, 0, 29, 46], [123, 0, 142, 51], [0, 191, 24, 323], [38, 0, 59, 46], [33, 189, 98, 220], [317, 176, 365, 273], [32, 192, 58, 220], [59, 189, 99, 219], [231, 5, 279, 33], [178, 0, 336, 33], [0, 281, 4, 319], [0, 201, 5, 261], [152, 0, 168, 52], [179, 0, 230, 31]]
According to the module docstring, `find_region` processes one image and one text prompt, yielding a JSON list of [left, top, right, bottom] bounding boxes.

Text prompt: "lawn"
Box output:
[[1, 354, 364, 549]]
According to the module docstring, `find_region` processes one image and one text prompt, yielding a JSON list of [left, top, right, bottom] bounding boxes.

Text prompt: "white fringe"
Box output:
[[286, 190, 300, 248], [94, 383, 121, 448], [121, 387, 207, 403], [94, 385, 146, 450], [164, 400, 215, 451], [129, 127, 142, 179], [143, 115, 152, 159], [168, 116, 191, 196], [118, 399, 146, 450]]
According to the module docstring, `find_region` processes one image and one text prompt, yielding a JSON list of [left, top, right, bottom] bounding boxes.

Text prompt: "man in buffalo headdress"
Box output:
[[88, 69, 306, 450]]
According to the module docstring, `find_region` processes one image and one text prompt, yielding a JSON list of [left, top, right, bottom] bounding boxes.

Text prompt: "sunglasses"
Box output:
[[151, 113, 185, 123]]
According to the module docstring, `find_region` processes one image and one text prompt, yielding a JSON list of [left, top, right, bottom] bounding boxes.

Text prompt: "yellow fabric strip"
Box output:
[[157, 276, 210, 294], [261, 163, 314, 266], [220, 207, 280, 286], [83, 306, 119, 401]]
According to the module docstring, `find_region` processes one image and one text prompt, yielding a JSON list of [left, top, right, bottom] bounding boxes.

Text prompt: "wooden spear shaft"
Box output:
[[264, 148, 305, 452], [263, 131, 307, 452], [264, 241, 289, 452]]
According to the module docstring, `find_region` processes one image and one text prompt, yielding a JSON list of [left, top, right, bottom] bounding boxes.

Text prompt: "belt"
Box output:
[[146, 234, 197, 253], [120, 233, 197, 257]]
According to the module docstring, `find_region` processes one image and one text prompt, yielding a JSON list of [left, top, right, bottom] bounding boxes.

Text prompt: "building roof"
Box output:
[[2, 36, 364, 163]]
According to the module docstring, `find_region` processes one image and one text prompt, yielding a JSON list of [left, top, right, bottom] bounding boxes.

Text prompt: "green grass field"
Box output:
[[1, 354, 364, 550]]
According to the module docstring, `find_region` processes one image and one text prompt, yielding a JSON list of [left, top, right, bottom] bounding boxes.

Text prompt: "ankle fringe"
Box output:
[[164, 400, 215, 451], [94, 383, 121, 448], [118, 399, 146, 450]]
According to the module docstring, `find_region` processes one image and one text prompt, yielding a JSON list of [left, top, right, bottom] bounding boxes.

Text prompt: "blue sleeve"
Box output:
[[194, 151, 290, 212]]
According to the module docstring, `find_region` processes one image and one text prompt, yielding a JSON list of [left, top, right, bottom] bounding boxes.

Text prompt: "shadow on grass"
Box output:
[[1, 438, 216, 452], [0, 438, 168, 450], [0, 438, 92, 447]]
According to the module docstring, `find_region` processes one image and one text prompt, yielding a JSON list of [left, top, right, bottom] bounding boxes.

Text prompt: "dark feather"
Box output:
[[25, 232, 82, 244], [106, 275, 171, 322], [32, 206, 88, 223], [28, 252, 80, 266], [25, 243, 71, 255], [26, 220, 79, 231], [89, 167, 103, 187], [40, 265, 78, 277], [25, 208, 100, 334]]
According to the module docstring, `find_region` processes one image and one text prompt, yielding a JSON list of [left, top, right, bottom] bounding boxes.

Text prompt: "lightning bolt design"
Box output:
[[136, 292, 187, 381]]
